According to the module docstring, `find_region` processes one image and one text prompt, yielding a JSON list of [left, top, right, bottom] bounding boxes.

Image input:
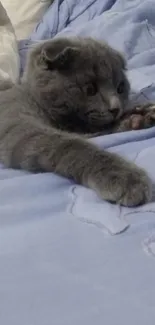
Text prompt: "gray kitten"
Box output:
[[0, 37, 152, 206]]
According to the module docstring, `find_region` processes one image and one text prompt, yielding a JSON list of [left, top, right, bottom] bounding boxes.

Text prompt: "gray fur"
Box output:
[[0, 37, 151, 206]]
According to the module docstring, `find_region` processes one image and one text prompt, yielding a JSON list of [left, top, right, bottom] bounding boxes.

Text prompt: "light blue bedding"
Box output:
[[1, 0, 155, 324]]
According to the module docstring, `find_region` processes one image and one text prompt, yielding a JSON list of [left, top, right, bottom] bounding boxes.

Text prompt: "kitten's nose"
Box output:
[[110, 107, 119, 118], [109, 96, 121, 118]]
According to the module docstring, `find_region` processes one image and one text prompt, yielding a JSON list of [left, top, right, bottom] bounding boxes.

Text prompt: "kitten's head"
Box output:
[[23, 37, 130, 133]]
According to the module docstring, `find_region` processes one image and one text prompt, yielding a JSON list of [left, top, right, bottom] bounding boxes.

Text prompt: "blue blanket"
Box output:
[[1, 1, 155, 324]]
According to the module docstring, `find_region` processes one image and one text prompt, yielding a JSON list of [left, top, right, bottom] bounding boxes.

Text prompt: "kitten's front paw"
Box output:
[[116, 168, 151, 206], [92, 165, 152, 207], [129, 103, 155, 130]]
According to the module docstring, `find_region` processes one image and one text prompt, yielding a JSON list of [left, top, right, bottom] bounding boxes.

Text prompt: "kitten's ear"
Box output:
[[42, 46, 79, 70]]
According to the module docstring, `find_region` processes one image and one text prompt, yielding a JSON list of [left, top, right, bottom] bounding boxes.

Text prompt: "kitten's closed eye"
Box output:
[[86, 82, 98, 96], [117, 80, 125, 94]]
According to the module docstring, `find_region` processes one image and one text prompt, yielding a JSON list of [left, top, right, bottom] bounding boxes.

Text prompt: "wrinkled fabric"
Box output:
[[0, 1, 19, 87]]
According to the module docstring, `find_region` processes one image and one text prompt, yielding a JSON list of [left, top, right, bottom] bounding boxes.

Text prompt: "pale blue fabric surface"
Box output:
[[1, 1, 155, 324]]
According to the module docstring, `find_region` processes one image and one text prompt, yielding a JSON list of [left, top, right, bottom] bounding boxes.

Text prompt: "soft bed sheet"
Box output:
[[0, 1, 19, 87], [1, 0, 155, 324]]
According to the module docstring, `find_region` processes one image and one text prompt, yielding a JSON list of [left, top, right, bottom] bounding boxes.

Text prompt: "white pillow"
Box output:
[[1, 0, 52, 40], [0, 1, 19, 88]]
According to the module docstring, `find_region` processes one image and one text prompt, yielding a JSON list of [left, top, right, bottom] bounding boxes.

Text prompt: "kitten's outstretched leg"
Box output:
[[8, 126, 151, 207]]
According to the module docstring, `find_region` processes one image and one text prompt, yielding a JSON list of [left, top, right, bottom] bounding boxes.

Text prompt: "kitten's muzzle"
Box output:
[[109, 107, 120, 118], [109, 95, 122, 119]]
